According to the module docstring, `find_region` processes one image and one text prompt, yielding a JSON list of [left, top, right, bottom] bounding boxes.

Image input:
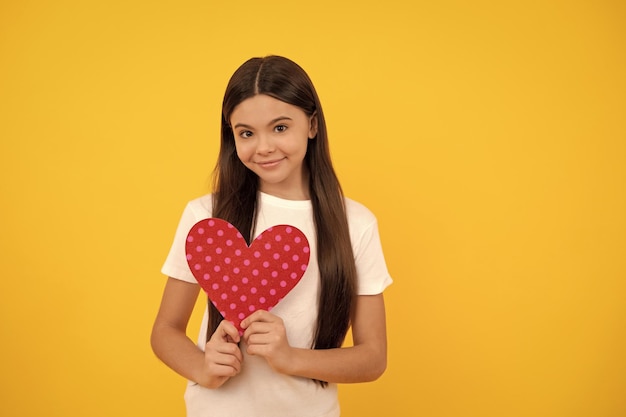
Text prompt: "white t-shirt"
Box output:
[[162, 192, 392, 417]]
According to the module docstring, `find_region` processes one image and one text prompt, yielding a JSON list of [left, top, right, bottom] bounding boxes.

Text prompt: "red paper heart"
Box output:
[[185, 218, 310, 334]]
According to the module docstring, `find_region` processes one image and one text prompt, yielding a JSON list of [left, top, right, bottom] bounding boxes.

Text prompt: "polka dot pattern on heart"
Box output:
[[185, 218, 310, 334]]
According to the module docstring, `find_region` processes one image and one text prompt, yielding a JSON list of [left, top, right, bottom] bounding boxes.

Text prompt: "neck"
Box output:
[[260, 171, 310, 201]]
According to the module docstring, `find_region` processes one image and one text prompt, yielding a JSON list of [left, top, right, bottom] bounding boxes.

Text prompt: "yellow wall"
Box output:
[[1, 1, 625, 416]]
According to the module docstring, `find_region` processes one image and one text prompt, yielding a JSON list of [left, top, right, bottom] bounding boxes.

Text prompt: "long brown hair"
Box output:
[[209, 56, 357, 381]]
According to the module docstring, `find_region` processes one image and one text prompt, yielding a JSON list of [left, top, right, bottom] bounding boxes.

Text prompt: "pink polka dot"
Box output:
[[229, 303, 236, 310], [187, 236, 194, 242], [249, 305, 256, 312], [184, 227, 292, 303], [220, 310, 226, 316], [236, 232, 242, 238], [208, 219, 215, 226], [301, 264, 307, 271], [197, 227, 205, 235], [238, 313, 245, 320], [294, 236, 301, 243], [286, 227, 293, 233], [303, 246, 310, 253]]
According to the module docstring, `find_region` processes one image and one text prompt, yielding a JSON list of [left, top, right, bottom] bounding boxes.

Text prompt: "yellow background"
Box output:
[[1, 1, 625, 416]]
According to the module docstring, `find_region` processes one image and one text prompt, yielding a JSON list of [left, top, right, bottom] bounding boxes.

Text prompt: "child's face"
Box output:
[[230, 94, 317, 200]]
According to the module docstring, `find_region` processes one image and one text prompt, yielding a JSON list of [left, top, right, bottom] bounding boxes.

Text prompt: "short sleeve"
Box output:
[[161, 195, 213, 283], [353, 218, 393, 295]]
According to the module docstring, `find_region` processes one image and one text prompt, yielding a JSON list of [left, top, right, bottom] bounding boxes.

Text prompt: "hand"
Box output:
[[200, 319, 243, 389], [241, 310, 293, 374]]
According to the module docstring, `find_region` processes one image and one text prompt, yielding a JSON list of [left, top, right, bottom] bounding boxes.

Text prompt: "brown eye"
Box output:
[[274, 125, 287, 133]]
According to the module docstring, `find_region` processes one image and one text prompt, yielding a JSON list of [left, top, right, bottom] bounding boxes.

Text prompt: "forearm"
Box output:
[[151, 322, 206, 385], [242, 295, 388, 383], [286, 295, 388, 383], [285, 343, 386, 383]]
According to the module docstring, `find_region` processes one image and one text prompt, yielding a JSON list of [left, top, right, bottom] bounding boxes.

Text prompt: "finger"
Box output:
[[240, 310, 273, 329], [246, 332, 271, 347], [213, 351, 243, 373], [208, 360, 241, 377], [243, 321, 287, 346], [210, 339, 243, 358], [205, 342, 243, 373], [206, 337, 244, 364], [221, 342, 244, 363], [214, 320, 241, 343]]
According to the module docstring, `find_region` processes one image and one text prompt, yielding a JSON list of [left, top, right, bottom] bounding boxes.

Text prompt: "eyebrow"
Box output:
[[233, 116, 293, 130]]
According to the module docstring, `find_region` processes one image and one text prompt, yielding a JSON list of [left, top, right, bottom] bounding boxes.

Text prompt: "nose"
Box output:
[[256, 133, 275, 155]]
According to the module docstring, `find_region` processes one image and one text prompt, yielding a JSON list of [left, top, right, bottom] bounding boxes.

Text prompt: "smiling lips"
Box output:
[[256, 157, 285, 168]]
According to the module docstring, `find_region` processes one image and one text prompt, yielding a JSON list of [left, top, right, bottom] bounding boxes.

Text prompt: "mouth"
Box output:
[[255, 158, 285, 168]]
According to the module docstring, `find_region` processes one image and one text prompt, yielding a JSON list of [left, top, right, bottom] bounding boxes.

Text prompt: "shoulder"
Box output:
[[344, 196, 378, 227], [184, 193, 214, 219]]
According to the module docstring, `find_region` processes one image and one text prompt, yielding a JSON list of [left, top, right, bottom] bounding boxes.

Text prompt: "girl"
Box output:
[[151, 55, 392, 417]]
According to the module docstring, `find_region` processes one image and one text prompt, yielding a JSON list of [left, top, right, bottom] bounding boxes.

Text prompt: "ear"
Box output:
[[308, 112, 318, 139]]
